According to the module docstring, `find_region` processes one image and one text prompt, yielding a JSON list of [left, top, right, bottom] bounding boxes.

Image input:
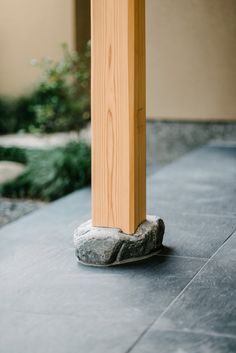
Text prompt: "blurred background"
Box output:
[[0, 0, 236, 225]]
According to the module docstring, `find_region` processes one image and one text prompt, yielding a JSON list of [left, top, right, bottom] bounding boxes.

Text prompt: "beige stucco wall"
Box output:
[[0, 0, 236, 121], [0, 0, 75, 96], [146, 0, 236, 120]]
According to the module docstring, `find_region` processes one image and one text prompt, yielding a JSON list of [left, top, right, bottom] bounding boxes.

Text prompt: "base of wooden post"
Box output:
[[74, 216, 165, 266]]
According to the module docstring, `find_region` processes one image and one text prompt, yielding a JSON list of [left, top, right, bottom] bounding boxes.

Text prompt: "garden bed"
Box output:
[[0, 143, 91, 201]]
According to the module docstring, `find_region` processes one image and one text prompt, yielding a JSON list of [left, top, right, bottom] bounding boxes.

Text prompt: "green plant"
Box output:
[[0, 142, 91, 201], [0, 146, 27, 164], [29, 42, 90, 133], [0, 42, 91, 134], [0, 97, 15, 133]]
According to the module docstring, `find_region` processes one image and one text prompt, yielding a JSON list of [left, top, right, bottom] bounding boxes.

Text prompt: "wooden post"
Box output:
[[91, 0, 146, 234]]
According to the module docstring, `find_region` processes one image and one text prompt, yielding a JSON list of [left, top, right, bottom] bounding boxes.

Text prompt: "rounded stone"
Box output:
[[74, 215, 165, 266]]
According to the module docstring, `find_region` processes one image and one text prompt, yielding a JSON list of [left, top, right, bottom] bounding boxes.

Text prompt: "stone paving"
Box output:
[[0, 142, 235, 353]]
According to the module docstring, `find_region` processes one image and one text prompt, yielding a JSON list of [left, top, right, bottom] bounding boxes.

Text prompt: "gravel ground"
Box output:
[[1, 121, 235, 228], [0, 198, 45, 228], [146, 120, 236, 168]]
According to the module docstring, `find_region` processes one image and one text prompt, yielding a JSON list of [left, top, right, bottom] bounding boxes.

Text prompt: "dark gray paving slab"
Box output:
[[0, 143, 235, 353], [0, 311, 149, 353], [148, 146, 236, 218], [152, 212, 236, 259], [0, 212, 205, 353], [148, 183, 236, 218], [0, 251, 204, 317], [0, 184, 205, 353], [130, 232, 236, 353], [149, 145, 236, 183], [0, 188, 91, 257], [147, 144, 236, 258], [148, 173, 236, 214], [154, 232, 236, 336], [131, 329, 236, 353]]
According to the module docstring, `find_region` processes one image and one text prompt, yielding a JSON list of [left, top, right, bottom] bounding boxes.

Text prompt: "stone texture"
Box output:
[[0, 197, 45, 228], [131, 330, 236, 353], [74, 215, 165, 266], [146, 120, 236, 169], [152, 231, 236, 337]]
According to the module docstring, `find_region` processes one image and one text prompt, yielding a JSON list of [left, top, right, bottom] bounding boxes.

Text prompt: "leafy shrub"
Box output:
[[13, 96, 36, 132], [0, 42, 90, 134], [0, 95, 37, 134], [29, 42, 90, 132], [0, 146, 27, 164], [0, 98, 16, 133], [0, 142, 91, 201]]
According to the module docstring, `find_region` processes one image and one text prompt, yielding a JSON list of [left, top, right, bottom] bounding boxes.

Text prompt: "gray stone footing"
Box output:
[[74, 215, 165, 266]]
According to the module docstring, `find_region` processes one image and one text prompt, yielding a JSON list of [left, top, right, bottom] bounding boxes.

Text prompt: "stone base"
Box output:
[[74, 215, 165, 266]]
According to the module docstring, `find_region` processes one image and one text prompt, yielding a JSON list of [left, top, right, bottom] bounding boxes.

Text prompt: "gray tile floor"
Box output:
[[0, 143, 235, 353]]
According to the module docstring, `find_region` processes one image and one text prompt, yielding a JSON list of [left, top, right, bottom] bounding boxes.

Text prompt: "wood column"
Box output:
[[91, 0, 146, 234]]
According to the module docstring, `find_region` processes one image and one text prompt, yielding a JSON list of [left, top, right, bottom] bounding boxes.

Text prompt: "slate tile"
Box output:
[[146, 144, 236, 258], [150, 232, 236, 337], [0, 252, 204, 353], [147, 167, 236, 218], [0, 311, 149, 353], [149, 145, 236, 183], [0, 253, 205, 318], [0, 144, 235, 353], [0, 188, 91, 260], [131, 329, 236, 353], [151, 211, 236, 258]]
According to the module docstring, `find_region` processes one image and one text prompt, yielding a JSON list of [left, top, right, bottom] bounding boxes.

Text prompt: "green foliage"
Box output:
[[0, 42, 90, 134], [0, 142, 91, 201], [29, 42, 91, 132], [14, 96, 36, 132], [0, 98, 16, 133], [0, 146, 27, 164], [0, 96, 35, 134]]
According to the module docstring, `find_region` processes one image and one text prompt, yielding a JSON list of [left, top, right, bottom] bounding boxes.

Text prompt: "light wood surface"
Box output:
[[91, 0, 146, 234]]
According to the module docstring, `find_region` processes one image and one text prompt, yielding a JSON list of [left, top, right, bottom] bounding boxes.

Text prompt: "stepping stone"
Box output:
[[0, 161, 25, 184], [0, 128, 90, 150]]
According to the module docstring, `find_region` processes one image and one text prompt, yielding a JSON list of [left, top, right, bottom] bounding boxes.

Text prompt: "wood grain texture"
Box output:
[[91, 0, 146, 234]]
